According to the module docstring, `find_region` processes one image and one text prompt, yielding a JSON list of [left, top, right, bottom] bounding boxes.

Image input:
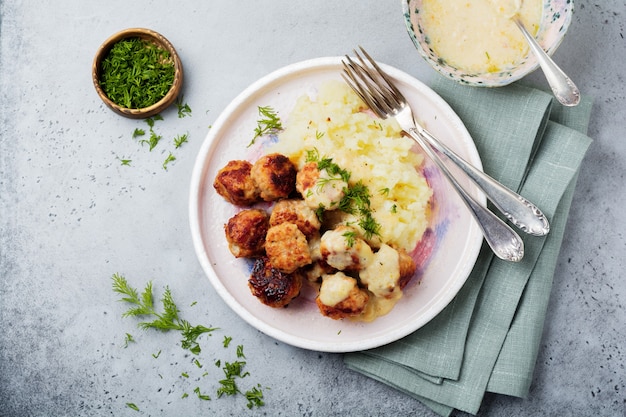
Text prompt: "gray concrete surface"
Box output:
[[1, 1, 624, 416]]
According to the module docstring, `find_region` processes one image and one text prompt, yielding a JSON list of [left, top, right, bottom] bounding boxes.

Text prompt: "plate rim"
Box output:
[[189, 56, 484, 352]]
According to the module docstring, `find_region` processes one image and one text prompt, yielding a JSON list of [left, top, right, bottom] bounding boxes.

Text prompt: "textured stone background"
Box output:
[[1, 1, 624, 416]]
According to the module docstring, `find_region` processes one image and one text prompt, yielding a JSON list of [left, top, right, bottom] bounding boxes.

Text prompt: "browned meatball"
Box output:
[[398, 247, 417, 290], [296, 161, 347, 209], [265, 222, 312, 273], [320, 226, 374, 272], [269, 199, 321, 238], [213, 160, 260, 206], [224, 209, 269, 258], [249, 256, 303, 308], [315, 272, 369, 320], [250, 153, 297, 201]]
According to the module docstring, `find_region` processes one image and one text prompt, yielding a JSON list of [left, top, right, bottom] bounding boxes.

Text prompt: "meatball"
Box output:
[[213, 160, 260, 206], [397, 247, 417, 289], [269, 199, 321, 238], [359, 243, 404, 298], [316, 272, 369, 320], [250, 153, 297, 201], [224, 209, 269, 258], [249, 256, 303, 308], [320, 226, 374, 272], [265, 223, 312, 273], [296, 161, 347, 210]]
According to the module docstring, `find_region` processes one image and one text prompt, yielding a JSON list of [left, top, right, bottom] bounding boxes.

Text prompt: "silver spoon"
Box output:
[[504, 1, 580, 106]]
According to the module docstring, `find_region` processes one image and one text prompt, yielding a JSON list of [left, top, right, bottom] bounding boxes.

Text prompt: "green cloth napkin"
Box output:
[[344, 79, 593, 416]]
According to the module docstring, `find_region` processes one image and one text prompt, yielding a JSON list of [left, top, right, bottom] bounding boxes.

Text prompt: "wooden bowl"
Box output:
[[92, 28, 183, 119]]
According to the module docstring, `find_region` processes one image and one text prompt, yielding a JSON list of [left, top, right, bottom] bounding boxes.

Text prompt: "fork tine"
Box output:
[[343, 54, 394, 117], [356, 46, 406, 105]]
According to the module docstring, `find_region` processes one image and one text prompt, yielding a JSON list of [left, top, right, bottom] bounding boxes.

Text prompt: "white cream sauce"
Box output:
[[420, 0, 542, 73]]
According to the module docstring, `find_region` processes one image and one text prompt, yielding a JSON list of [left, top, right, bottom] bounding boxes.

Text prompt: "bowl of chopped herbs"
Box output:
[[92, 28, 183, 118]]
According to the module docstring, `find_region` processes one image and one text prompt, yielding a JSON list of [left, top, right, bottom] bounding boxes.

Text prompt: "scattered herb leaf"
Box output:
[[194, 387, 211, 401], [123, 333, 135, 348], [126, 403, 140, 412], [176, 96, 192, 118], [249, 106, 282, 147], [162, 152, 176, 170], [112, 273, 218, 355], [173, 133, 188, 149]]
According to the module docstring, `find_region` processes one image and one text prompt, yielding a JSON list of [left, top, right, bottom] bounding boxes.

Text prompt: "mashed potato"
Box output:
[[271, 80, 432, 252]]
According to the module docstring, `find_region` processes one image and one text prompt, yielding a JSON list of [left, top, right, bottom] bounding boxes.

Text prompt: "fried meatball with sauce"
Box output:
[[296, 161, 347, 210], [264, 222, 312, 273], [359, 243, 408, 298], [269, 199, 321, 238], [316, 272, 369, 320], [224, 209, 269, 258], [320, 226, 374, 272], [250, 153, 297, 201], [213, 160, 260, 206], [249, 256, 303, 308], [397, 247, 417, 289]]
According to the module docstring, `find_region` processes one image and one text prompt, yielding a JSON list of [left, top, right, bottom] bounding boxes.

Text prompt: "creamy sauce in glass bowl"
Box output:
[[420, 0, 542, 74]]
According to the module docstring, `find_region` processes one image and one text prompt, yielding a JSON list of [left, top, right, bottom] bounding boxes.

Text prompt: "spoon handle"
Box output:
[[406, 128, 525, 262], [417, 125, 550, 236], [514, 18, 581, 106]]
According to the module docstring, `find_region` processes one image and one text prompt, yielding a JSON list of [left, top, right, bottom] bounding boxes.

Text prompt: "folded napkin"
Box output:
[[344, 79, 593, 416]]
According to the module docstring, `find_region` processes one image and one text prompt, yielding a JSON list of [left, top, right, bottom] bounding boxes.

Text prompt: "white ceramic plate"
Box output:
[[189, 57, 484, 353]]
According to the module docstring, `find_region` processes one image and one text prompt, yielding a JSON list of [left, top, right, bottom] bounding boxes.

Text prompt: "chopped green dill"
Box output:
[[176, 96, 192, 118], [306, 149, 381, 240], [119, 158, 132, 166], [358, 211, 381, 239], [126, 403, 140, 412], [485, 51, 491, 60], [112, 274, 266, 410], [162, 152, 176, 170], [248, 106, 282, 147], [340, 181, 381, 240], [314, 205, 326, 222], [132, 128, 145, 138], [343, 230, 357, 248], [123, 333, 135, 348], [190, 301, 197, 307], [194, 387, 211, 401], [111, 273, 218, 355], [173, 133, 188, 148], [99, 38, 175, 109], [236, 345, 245, 359], [217, 360, 250, 398], [139, 130, 162, 151], [305, 148, 350, 183], [223, 336, 232, 348], [379, 187, 390, 196], [315, 130, 325, 139], [391, 204, 397, 213], [245, 385, 265, 409], [152, 350, 161, 359]]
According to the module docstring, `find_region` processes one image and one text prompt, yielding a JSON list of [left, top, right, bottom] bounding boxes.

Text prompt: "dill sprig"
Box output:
[[112, 273, 217, 354], [248, 106, 282, 147], [176, 96, 192, 118], [305, 149, 381, 239]]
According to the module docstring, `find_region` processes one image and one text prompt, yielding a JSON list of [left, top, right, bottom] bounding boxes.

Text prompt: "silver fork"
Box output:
[[342, 47, 548, 262]]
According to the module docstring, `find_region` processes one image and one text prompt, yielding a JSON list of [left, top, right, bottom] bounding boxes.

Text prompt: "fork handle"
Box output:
[[415, 125, 550, 237], [405, 128, 525, 262]]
